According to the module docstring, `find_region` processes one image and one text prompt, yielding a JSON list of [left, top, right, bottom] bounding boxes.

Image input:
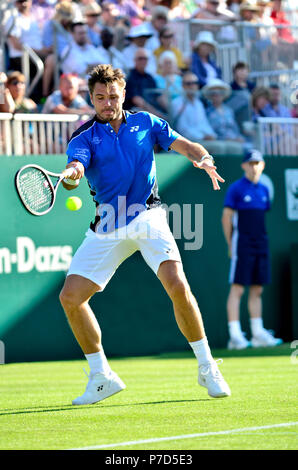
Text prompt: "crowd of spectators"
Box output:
[[0, 0, 297, 155]]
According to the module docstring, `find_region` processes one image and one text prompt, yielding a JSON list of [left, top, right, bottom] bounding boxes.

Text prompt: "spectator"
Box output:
[[239, 1, 260, 42], [192, 0, 236, 20], [122, 23, 157, 75], [99, 1, 120, 29], [202, 78, 245, 153], [61, 22, 103, 77], [4, 0, 50, 71], [108, 0, 147, 25], [227, 62, 255, 131], [270, 0, 295, 44], [251, 86, 270, 122], [153, 25, 187, 73], [226, 0, 243, 16], [170, 71, 216, 142], [230, 62, 255, 93], [124, 47, 167, 118], [0, 71, 38, 113], [96, 27, 128, 75], [143, 5, 169, 52], [82, 2, 102, 48], [191, 31, 221, 88], [154, 51, 183, 108], [42, 73, 93, 114], [153, 0, 190, 19], [31, 0, 55, 30], [42, 1, 76, 97], [262, 83, 292, 118]]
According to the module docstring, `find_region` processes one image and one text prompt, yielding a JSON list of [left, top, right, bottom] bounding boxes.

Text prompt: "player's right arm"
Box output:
[[62, 160, 85, 191]]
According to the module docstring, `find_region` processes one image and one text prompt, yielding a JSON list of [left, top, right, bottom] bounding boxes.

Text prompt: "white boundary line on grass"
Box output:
[[70, 422, 298, 450]]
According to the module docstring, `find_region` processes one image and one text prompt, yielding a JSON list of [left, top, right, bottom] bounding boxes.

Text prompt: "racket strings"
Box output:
[[18, 168, 54, 213]]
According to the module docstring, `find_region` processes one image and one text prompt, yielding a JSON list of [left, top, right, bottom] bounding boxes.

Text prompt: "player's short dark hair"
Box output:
[[88, 64, 126, 94]]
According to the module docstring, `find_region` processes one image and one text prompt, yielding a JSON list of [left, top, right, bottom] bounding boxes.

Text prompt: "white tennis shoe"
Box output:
[[198, 360, 231, 398], [251, 329, 283, 348], [228, 334, 251, 350], [72, 370, 126, 405]]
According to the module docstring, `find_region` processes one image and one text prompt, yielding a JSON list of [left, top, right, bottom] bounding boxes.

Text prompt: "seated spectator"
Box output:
[[124, 48, 167, 118], [192, 0, 237, 42], [122, 23, 157, 75], [96, 27, 128, 75], [239, 1, 260, 42], [154, 51, 183, 108], [99, 1, 121, 30], [227, 62, 255, 131], [262, 83, 292, 118], [226, 0, 243, 16], [270, 0, 295, 44], [143, 5, 169, 52], [42, 1, 76, 96], [108, 0, 147, 25], [42, 73, 93, 114], [202, 78, 245, 150], [31, 0, 55, 31], [191, 31, 221, 88], [230, 62, 255, 92], [170, 71, 216, 141], [0, 71, 38, 113], [61, 22, 103, 77], [82, 2, 102, 48], [4, 0, 50, 71], [153, 25, 187, 73], [251, 86, 270, 121]]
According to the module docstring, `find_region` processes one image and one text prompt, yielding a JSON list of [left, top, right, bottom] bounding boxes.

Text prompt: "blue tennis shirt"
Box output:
[[224, 176, 270, 250], [66, 111, 179, 232]]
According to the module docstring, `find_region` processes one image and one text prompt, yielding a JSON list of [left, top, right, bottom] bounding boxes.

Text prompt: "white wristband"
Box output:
[[64, 178, 79, 186]]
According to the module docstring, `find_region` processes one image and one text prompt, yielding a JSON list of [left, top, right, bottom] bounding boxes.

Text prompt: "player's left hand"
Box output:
[[193, 159, 225, 190]]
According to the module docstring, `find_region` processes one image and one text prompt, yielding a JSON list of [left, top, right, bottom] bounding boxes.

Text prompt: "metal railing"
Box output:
[[0, 113, 92, 156], [256, 117, 298, 156]]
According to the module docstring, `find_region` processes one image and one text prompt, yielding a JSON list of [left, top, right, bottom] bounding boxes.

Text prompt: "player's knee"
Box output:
[[231, 284, 245, 298], [59, 287, 79, 312], [167, 277, 190, 303], [250, 285, 263, 297]]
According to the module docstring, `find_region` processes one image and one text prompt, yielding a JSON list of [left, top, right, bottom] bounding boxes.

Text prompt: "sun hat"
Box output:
[[193, 31, 217, 49], [201, 78, 231, 100], [126, 23, 153, 39]]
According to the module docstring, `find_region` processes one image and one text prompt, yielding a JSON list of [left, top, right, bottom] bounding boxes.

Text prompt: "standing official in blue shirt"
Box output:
[[222, 149, 283, 350], [59, 64, 231, 405]]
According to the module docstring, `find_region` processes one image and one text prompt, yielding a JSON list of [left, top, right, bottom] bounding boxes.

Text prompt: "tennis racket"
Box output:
[[15, 164, 77, 216]]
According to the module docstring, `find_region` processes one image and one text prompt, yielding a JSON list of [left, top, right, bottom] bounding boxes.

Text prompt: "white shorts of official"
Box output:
[[67, 207, 182, 291]]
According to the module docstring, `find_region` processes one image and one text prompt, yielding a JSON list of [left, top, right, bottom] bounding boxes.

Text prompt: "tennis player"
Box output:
[[60, 64, 231, 405]]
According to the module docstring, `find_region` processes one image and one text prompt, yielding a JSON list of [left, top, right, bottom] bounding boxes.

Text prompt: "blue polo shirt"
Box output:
[[66, 111, 179, 232], [224, 176, 270, 252]]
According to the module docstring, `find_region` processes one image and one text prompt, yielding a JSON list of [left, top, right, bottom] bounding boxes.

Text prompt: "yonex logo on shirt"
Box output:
[[244, 195, 252, 202], [130, 126, 139, 132]]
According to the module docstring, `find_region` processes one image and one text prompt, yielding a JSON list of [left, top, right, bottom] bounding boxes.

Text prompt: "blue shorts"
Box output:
[[229, 251, 270, 286]]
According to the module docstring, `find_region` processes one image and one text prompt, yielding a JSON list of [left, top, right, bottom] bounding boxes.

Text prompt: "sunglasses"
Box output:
[[87, 13, 100, 17], [183, 81, 199, 86], [162, 34, 174, 39], [136, 57, 148, 60], [10, 79, 25, 85]]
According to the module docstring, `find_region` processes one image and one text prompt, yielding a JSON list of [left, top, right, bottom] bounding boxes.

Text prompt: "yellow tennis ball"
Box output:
[[65, 196, 82, 211]]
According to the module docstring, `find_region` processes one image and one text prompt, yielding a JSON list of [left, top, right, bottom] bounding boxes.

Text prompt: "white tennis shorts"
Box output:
[[67, 207, 182, 291]]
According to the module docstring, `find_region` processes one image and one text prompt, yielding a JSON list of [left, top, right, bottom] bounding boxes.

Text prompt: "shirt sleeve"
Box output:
[[66, 130, 92, 169], [224, 183, 238, 210], [148, 113, 180, 150]]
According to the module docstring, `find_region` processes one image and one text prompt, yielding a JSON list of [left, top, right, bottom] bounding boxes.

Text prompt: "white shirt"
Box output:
[[4, 12, 43, 58], [122, 43, 157, 76], [61, 41, 103, 76], [96, 46, 129, 76], [171, 95, 216, 141]]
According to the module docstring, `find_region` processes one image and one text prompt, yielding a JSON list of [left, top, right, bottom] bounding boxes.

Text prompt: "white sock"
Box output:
[[85, 350, 112, 376], [250, 317, 264, 337], [228, 321, 243, 340], [189, 337, 214, 366]]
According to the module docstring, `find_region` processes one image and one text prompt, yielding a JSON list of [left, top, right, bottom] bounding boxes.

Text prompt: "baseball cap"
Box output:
[[243, 149, 264, 163]]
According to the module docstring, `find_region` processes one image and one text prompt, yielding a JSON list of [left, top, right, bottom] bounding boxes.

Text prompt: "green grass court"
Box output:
[[0, 344, 297, 450]]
